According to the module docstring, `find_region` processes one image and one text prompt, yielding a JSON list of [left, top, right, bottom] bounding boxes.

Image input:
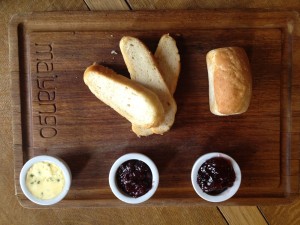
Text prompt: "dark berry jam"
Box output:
[[116, 160, 152, 198], [197, 157, 236, 195]]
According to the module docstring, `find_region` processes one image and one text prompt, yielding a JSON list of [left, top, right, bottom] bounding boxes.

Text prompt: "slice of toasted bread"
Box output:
[[83, 64, 164, 128], [155, 34, 181, 96], [131, 34, 180, 136], [120, 36, 177, 136]]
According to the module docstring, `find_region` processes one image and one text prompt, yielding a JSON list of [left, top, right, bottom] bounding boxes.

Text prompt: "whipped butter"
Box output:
[[26, 161, 65, 200]]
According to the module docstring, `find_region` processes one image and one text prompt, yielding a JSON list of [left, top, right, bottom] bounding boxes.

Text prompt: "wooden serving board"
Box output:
[[10, 10, 300, 208]]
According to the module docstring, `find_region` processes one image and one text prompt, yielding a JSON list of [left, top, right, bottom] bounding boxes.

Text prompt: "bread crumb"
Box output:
[[111, 50, 118, 55]]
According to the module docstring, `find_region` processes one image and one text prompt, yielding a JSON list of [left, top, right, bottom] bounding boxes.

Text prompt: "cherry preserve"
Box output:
[[116, 160, 152, 198], [197, 157, 236, 195]]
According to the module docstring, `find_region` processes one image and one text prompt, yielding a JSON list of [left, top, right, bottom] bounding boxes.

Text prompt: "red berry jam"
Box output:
[[116, 160, 152, 198], [197, 157, 236, 195]]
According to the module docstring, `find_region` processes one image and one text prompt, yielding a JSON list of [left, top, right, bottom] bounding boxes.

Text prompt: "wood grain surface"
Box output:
[[84, 0, 130, 10], [1, 0, 300, 224], [219, 206, 268, 225]]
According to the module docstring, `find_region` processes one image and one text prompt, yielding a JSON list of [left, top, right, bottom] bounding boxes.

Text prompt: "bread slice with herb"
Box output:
[[155, 34, 181, 96], [84, 64, 164, 128], [120, 36, 177, 136]]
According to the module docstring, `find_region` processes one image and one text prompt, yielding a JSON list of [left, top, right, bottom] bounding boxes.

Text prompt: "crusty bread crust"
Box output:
[[120, 36, 177, 136], [206, 47, 252, 116], [155, 34, 181, 96], [84, 64, 164, 128]]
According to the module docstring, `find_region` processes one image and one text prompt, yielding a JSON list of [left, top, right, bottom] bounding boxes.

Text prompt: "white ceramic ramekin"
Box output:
[[19, 155, 72, 206], [109, 153, 159, 204], [191, 152, 241, 202]]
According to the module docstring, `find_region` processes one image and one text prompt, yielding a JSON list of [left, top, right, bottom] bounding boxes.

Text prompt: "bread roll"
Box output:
[[83, 64, 164, 128], [206, 47, 252, 116]]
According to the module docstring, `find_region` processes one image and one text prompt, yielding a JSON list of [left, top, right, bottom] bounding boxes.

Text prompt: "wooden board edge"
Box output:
[[291, 11, 300, 194], [9, 13, 34, 199], [9, 14, 25, 168], [16, 195, 299, 208], [9, 14, 23, 143], [6, 10, 300, 32]]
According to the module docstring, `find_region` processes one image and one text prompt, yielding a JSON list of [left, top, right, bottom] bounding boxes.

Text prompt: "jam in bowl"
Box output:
[[109, 153, 159, 204], [191, 152, 241, 202]]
